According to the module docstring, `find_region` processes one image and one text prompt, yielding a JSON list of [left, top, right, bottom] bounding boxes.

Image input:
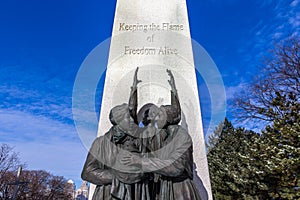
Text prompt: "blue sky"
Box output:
[[0, 0, 299, 189]]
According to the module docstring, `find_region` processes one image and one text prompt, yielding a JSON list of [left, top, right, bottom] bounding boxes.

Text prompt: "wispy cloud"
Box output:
[[0, 63, 87, 187], [0, 109, 77, 142], [0, 64, 75, 123], [290, 0, 300, 7], [235, 0, 300, 83], [260, 1, 299, 41], [289, 12, 300, 28], [0, 108, 87, 186], [225, 81, 247, 101]]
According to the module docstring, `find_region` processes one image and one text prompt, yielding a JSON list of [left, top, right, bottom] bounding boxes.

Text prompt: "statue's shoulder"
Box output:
[[167, 124, 187, 134], [92, 128, 114, 145], [167, 125, 191, 142]]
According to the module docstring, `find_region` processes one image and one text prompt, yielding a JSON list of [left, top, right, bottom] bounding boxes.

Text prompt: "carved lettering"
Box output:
[[118, 22, 184, 32], [125, 46, 156, 55]]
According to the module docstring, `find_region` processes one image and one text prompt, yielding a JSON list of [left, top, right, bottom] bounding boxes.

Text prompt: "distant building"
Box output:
[[75, 181, 89, 200], [66, 179, 76, 199]]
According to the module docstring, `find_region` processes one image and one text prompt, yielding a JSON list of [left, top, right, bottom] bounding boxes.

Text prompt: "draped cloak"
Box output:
[[81, 104, 152, 200]]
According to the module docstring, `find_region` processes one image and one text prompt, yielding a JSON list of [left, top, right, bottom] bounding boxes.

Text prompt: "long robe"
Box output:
[[141, 125, 202, 200], [117, 117, 201, 200], [82, 102, 154, 200], [81, 128, 116, 200], [82, 126, 153, 200]]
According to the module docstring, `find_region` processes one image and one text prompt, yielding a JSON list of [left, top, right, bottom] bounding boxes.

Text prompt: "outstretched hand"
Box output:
[[166, 69, 177, 94], [131, 67, 142, 90]]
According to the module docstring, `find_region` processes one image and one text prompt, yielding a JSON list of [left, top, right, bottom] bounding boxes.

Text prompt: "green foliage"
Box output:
[[209, 37, 300, 199], [208, 94, 299, 199], [257, 92, 300, 199], [208, 119, 268, 200], [206, 122, 224, 152]]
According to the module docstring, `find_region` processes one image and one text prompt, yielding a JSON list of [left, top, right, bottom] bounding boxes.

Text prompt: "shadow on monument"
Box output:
[[193, 163, 209, 200], [182, 112, 209, 200]]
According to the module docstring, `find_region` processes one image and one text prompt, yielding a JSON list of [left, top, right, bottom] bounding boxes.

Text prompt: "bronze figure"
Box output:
[[81, 68, 202, 200]]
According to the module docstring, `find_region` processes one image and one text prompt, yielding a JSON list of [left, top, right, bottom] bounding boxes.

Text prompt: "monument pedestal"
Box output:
[[91, 0, 212, 199]]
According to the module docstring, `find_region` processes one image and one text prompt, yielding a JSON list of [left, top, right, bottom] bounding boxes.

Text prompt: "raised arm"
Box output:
[[166, 69, 181, 116], [128, 67, 142, 123]]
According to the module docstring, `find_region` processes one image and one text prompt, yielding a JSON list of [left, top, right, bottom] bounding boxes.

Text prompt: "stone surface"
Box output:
[[90, 0, 212, 199]]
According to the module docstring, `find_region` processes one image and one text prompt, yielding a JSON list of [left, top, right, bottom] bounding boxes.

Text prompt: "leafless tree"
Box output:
[[0, 144, 21, 174], [16, 170, 72, 200], [0, 143, 23, 199], [0, 144, 72, 199], [232, 37, 300, 124]]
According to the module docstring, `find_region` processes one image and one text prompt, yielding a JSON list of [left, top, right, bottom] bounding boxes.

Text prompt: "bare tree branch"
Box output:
[[231, 37, 300, 126]]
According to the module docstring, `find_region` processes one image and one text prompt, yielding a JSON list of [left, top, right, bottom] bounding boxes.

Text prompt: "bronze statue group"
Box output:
[[82, 68, 201, 200]]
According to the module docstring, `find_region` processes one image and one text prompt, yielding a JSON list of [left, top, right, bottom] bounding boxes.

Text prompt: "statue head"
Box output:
[[149, 105, 168, 129], [161, 105, 181, 125], [137, 103, 154, 126], [137, 103, 167, 129], [137, 103, 181, 128], [109, 103, 131, 125]]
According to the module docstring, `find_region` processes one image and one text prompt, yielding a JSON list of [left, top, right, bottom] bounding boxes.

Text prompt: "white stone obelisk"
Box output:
[[90, 0, 212, 199]]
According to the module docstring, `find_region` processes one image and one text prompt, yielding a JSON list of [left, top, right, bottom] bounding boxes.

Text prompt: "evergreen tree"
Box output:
[[227, 37, 300, 199], [256, 92, 300, 199], [209, 88, 299, 200], [207, 119, 267, 199], [206, 122, 224, 152]]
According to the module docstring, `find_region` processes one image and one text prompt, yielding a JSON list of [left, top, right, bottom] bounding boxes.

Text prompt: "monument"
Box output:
[[83, 0, 212, 199]]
